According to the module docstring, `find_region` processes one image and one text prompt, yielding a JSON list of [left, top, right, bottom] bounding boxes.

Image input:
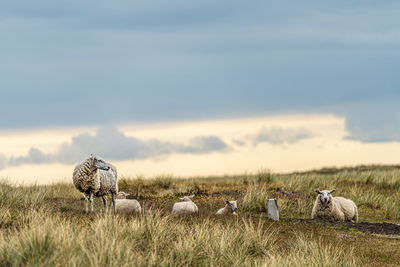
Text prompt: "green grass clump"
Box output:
[[241, 183, 269, 212], [256, 169, 274, 183], [152, 175, 174, 189]]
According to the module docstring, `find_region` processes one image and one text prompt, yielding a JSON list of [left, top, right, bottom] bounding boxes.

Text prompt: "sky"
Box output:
[[0, 1, 399, 183]]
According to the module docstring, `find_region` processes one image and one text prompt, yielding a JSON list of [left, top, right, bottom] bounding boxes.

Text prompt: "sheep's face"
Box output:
[[116, 191, 129, 199], [93, 156, 110, 171], [225, 200, 238, 213], [315, 190, 335, 205], [179, 195, 194, 202]]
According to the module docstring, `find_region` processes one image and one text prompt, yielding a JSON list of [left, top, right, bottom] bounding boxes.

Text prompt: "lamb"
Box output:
[[216, 200, 238, 215], [172, 195, 199, 215], [111, 191, 141, 214], [72, 155, 118, 213], [311, 189, 358, 222]]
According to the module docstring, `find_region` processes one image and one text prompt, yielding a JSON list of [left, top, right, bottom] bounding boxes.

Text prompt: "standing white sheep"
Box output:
[[111, 191, 141, 214], [311, 189, 358, 222], [72, 155, 118, 213], [172, 195, 199, 215], [216, 200, 238, 215]]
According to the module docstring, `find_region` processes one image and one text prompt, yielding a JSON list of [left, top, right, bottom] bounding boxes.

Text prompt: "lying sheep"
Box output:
[[111, 191, 141, 214], [216, 200, 238, 215], [172, 195, 198, 215], [311, 189, 358, 222]]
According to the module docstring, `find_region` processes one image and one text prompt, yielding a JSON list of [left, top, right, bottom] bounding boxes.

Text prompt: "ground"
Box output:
[[0, 166, 400, 266]]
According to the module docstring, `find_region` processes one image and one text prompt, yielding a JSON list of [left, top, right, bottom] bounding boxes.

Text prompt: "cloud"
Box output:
[[0, 0, 399, 144], [8, 148, 50, 166], [0, 126, 229, 169], [180, 136, 228, 153], [0, 154, 7, 169], [236, 127, 315, 146]]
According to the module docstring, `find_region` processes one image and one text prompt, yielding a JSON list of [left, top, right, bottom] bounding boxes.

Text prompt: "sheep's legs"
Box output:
[[111, 193, 116, 214], [108, 199, 112, 214], [84, 193, 89, 213], [89, 193, 94, 212], [102, 196, 108, 213]]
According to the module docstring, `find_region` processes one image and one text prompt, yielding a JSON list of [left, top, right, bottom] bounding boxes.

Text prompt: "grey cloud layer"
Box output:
[[0, 0, 399, 142], [338, 98, 400, 142], [3, 127, 228, 169]]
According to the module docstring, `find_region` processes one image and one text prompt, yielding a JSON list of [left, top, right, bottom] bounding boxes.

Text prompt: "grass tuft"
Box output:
[[241, 183, 269, 212], [256, 169, 274, 183]]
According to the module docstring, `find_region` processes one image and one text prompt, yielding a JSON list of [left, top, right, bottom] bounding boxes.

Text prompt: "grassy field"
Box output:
[[1, 166, 400, 266]]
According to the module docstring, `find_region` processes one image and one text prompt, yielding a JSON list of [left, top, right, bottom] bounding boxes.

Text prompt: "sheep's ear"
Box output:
[[329, 189, 335, 194], [125, 193, 130, 196], [188, 195, 194, 198], [225, 200, 230, 204], [315, 190, 321, 194], [179, 197, 184, 200]]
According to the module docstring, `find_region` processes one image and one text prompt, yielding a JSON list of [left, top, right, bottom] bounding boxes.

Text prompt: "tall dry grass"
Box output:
[[1, 167, 400, 265], [0, 210, 356, 266]]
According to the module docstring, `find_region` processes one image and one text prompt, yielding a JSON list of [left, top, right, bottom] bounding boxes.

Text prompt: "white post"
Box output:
[[267, 199, 279, 221]]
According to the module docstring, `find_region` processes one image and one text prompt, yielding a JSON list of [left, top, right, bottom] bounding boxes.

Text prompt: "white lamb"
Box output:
[[216, 200, 238, 215], [72, 155, 118, 213], [311, 189, 358, 222], [172, 195, 198, 215], [111, 191, 141, 214]]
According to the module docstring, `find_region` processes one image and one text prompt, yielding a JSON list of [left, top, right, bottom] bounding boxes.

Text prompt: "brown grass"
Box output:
[[0, 166, 400, 266]]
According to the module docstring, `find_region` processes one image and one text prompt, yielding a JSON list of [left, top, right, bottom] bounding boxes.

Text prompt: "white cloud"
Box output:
[[0, 126, 229, 169]]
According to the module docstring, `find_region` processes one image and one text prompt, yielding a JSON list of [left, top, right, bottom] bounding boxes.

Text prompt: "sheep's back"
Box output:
[[96, 165, 118, 196], [216, 207, 228, 215], [115, 199, 141, 213], [172, 202, 198, 215], [333, 196, 357, 220], [72, 162, 100, 193]]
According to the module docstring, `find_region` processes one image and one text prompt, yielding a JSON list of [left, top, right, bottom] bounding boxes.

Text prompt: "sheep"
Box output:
[[172, 195, 198, 215], [111, 191, 141, 214], [72, 154, 118, 213], [216, 200, 238, 215], [311, 189, 358, 222]]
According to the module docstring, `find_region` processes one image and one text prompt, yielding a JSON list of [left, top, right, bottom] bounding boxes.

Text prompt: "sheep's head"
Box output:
[[225, 200, 238, 214], [315, 189, 335, 205], [90, 155, 110, 172], [179, 195, 194, 202], [116, 191, 130, 199]]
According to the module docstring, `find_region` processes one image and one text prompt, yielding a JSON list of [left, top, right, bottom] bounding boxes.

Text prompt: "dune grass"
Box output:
[[0, 166, 400, 266]]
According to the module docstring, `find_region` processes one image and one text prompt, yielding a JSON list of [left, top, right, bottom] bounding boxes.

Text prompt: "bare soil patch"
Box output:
[[290, 218, 400, 236], [342, 222, 400, 236], [211, 190, 241, 197]]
